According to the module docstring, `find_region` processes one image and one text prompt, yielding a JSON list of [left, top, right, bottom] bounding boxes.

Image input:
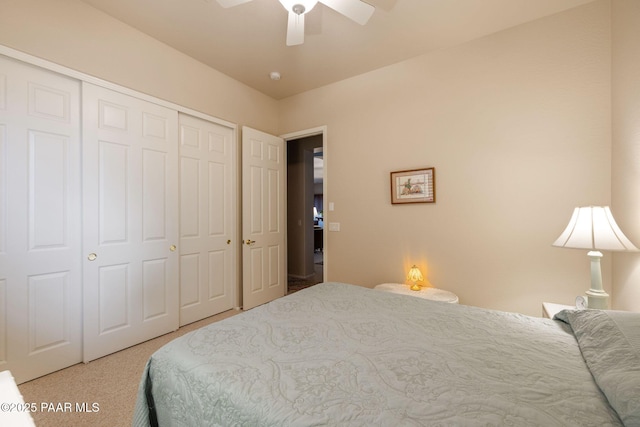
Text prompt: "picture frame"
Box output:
[[390, 167, 435, 204]]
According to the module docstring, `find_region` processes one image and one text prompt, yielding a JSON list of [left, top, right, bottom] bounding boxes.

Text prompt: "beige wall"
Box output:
[[1, 0, 626, 316], [612, 0, 640, 312], [279, 0, 612, 315], [0, 0, 279, 132]]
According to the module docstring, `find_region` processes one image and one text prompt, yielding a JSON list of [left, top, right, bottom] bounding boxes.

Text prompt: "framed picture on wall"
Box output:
[[390, 167, 435, 204]]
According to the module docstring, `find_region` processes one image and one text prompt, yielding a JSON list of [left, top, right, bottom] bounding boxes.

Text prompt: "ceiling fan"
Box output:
[[216, 0, 375, 46]]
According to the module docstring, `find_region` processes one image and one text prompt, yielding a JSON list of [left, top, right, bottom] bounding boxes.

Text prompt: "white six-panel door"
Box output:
[[178, 113, 235, 326], [0, 56, 82, 383], [242, 126, 286, 310], [82, 83, 179, 362]]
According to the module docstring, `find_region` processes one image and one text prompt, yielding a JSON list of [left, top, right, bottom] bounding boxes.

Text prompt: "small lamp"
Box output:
[[407, 265, 424, 291], [552, 206, 638, 309]]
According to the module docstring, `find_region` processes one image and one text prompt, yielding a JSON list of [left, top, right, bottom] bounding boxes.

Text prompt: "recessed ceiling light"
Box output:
[[270, 71, 281, 81]]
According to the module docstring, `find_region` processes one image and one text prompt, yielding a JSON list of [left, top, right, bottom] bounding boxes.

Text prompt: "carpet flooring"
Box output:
[[17, 309, 239, 427]]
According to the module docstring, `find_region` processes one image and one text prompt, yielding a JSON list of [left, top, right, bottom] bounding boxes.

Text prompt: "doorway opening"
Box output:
[[285, 130, 326, 293]]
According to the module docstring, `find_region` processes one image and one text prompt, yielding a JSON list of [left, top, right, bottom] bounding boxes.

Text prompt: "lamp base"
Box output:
[[410, 283, 421, 291], [586, 289, 609, 309], [586, 251, 609, 309]]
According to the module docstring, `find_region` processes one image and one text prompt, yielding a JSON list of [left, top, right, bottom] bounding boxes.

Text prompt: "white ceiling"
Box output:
[[79, 0, 596, 100]]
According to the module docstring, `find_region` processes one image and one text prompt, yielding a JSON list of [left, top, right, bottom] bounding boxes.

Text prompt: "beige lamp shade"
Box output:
[[552, 206, 638, 251]]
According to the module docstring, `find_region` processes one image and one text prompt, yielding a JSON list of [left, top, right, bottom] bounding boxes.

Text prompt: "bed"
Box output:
[[132, 282, 640, 426]]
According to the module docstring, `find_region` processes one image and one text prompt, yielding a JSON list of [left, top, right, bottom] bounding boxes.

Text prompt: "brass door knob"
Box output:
[[170, 245, 177, 252], [87, 253, 97, 261], [245, 239, 256, 245]]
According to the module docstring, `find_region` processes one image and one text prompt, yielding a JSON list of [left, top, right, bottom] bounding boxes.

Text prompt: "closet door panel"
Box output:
[[0, 86, 8, 370], [98, 264, 129, 333], [83, 83, 179, 362], [179, 113, 235, 326], [142, 258, 169, 320], [209, 161, 226, 235], [28, 272, 69, 352], [99, 141, 129, 244], [208, 249, 226, 299], [142, 148, 169, 240], [29, 131, 68, 248], [0, 119, 4, 369], [0, 55, 81, 383], [0, 278, 6, 365], [180, 156, 200, 237]]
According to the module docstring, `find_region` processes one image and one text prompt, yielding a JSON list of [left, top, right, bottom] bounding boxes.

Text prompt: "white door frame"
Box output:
[[280, 126, 328, 281]]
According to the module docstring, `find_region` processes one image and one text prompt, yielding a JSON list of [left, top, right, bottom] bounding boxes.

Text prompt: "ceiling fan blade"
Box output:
[[286, 11, 305, 46], [319, 0, 374, 25], [216, 0, 253, 8]]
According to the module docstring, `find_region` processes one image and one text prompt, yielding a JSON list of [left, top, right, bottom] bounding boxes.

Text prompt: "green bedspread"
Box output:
[[133, 282, 629, 426]]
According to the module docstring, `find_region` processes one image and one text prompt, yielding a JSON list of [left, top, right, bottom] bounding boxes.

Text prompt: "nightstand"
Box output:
[[0, 370, 35, 426], [374, 283, 459, 304], [542, 302, 574, 319]]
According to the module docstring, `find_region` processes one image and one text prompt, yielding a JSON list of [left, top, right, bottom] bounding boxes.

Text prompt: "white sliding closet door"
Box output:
[[82, 83, 179, 362], [0, 56, 82, 383], [178, 114, 235, 326]]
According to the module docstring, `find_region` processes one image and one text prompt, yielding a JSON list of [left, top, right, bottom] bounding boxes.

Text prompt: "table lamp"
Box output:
[[407, 265, 423, 291], [552, 206, 638, 309]]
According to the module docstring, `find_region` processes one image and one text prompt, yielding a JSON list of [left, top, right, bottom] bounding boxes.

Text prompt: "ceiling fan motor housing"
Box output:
[[279, 0, 318, 15]]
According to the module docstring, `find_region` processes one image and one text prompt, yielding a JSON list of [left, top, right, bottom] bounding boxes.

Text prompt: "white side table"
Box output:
[[0, 371, 36, 427], [374, 283, 459, 304], [542, 302, 574, 319]]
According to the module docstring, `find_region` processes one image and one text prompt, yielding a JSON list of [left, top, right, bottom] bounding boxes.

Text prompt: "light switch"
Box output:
[[329, 222, 340, 232], [329, 202, 335, 211]]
